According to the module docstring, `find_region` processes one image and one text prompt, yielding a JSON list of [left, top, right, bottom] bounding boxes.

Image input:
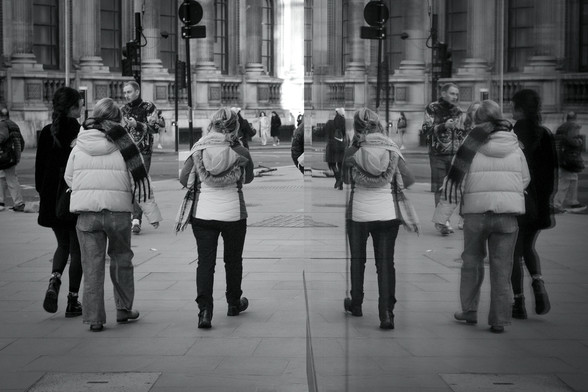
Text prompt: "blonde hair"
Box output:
[[474, 100, 502, 124], [208, 107, 240, 136], [353, 108, 384, 134], [92, 98, 122, 122]]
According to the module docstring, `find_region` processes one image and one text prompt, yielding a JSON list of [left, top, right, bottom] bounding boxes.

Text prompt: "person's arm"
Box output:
[[234, 146, 254, 184], [64, 148, 76, 188], [35, 127, 50, 192], [179, 156, 195, 188], [397, 157, 415, 189], [421, 104, 439, 139], [342, 146, 358, 184], [8, 124, 23, 162], [145, 104, 164, 135]]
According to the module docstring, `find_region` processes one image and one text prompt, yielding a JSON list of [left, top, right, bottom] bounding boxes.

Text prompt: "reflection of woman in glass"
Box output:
[[258, 111, 270, 146], [343, 108, 415, 330], [324, 108, 347, 190], [396, 111, 407, 150]]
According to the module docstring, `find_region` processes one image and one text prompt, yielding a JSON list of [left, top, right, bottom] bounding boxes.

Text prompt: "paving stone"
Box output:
[[27, 372, 160, 392], [440, 373, 574, 392]]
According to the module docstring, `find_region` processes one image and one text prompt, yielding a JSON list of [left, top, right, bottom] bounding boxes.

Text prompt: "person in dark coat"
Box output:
[[35, 87, 84, 317], [324, 108, 346, 189], [510, 89, 557, 319], [270, 111, 281, 146], [231, 107, 256, 149], [291, 115, 304, 174]]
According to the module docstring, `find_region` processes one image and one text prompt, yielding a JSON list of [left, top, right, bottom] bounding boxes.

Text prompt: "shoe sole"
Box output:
[[198, 321, 211, 329], [65, 311, 82, 318], [43, 292, 58, 313], [90, 325, 104, 332]]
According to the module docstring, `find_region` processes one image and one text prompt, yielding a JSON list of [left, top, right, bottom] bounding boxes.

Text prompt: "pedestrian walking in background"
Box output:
[[510, 89, 557, 319], [122, 81, 165, 235], [0, 106, 25, 212], [291, 114, 304, 174], [0, 171, 8, 211], [176, 108, 254, 329], [35, 87, 84, 317], [258, 111, 270, 146], [553, 111, 586, 213], [342, 108, 417, 330], [231, 107, 256, 149], [325, 108, 347, 190], [270, 111, 281, 146], [442, 100, 530, 333], [422, 83, 466, 235], [65, 98, 162, 332], [397, 111, 407, 150]]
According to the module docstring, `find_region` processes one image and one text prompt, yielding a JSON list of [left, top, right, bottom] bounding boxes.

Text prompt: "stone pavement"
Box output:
[[1, 162, 588, 392]]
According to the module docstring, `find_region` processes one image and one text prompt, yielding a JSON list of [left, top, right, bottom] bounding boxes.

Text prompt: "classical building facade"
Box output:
[[305, 0, 588, 148], [0, 0, 304, 147]]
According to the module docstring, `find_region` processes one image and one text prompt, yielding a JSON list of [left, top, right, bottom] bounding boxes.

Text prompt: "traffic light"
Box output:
[[122, 41, 138, 77], [360, 1, 389, 40]]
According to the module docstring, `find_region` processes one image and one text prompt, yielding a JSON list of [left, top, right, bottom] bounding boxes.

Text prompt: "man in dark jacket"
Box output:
[[422, 83, 465, 234], [0, 107, 25, 212], [122, 81, 165, 234], [231, 108, 256, 149], [553, 111, 586, 213]]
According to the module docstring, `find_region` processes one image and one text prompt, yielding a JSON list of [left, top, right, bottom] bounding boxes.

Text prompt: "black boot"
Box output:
[[379, 309, 394, 330], [512, 296, 527, 319], [532, 278, 551, 315], [227, 297, 249, 316], [43, 274, 61, 313], [65, 293, 82, 318], [343, 297, 362, 317], [198, 309, 212, 329]]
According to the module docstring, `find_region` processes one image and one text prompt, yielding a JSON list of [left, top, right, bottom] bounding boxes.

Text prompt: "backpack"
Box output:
[[0, 137, 17, 170]]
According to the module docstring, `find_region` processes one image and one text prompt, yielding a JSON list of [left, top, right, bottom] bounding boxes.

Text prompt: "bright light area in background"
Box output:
[[279, 0, 305, 123]]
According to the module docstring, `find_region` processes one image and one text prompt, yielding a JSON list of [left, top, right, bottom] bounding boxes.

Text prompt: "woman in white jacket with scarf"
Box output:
[[342, 108, 417, 330], [65, 98, 161, 332], [439, 100, 530, 333], [176, 108, 254, 329]]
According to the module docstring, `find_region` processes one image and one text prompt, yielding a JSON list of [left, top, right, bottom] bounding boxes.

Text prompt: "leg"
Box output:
[[553, 169, 572, 209], [0, 176, 6, 206], [520, 229, 541, 277], [460, 214, 488, 312], [487, 215, 518, 327], [191, 219, 220, 312], [347, 220, 369, 308], [511, 228, 525, 296], [103, 212, 135, 312], [76, 213, 108, 324], [3, 166, 24, 206], [371, 220, 401, 313], [429, 155, 450, 206], [565, 172, 580, 207], [132, 154, 152, 225], [51, 227, 72, 275], [221, 220, 247, 307], [68, 228, 83, 293]]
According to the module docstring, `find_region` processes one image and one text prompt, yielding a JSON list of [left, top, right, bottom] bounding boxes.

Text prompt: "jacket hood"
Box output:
[[75, 128, 118, 156], [478, 129, 520, 158], [192, 132, 247, 176], [351, 133, 401, 176]]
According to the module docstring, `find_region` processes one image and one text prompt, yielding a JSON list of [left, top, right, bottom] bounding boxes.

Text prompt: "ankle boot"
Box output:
[[198, 309, 212, 329], [65, 293, 82, 318], [343, 298, 362, 317], [43, 274, 61, 313], [512, 296, 527, 319], [379, 309, 394, 330], [532, 278, 551, 315]]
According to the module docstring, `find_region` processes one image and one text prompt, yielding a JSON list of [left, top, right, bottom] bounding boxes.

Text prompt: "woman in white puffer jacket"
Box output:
[[440, 100, 530, 333], [65, 98, 161, 332]]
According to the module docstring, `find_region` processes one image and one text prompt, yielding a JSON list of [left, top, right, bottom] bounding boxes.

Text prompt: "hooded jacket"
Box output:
[[180, 132, 254, 222], [461, 130, 530, 215], [343, 133, 412, 222], [64, 126, 162, 224]]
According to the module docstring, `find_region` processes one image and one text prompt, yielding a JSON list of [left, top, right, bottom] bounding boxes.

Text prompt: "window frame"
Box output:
[[33, 0, 60, 70]]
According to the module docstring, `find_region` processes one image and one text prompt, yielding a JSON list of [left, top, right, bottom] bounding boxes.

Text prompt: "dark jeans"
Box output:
[[511, 227, 541, 295], [132, 153, 152, 223], [347, 219, 401, 312], [51, 227, 83, 293], [328, 162, 343, 184], [429, 154, 453, 204], [191, 219, 247, 312]]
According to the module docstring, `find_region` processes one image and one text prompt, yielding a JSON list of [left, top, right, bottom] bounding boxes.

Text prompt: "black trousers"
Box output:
[[191, 218, 247, 312], [347, 219, 401, 312]]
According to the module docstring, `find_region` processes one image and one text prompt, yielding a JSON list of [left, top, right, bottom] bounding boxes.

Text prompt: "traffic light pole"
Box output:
[[185, 35, 194, 148]]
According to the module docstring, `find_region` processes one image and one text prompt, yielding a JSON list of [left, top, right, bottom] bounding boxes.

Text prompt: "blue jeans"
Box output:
[[76, 211, 134, 324], [347, 220, 401, 312], [460, 213, 518, 326], [191, 219, 247, 312], [429, 154, 453, 203]]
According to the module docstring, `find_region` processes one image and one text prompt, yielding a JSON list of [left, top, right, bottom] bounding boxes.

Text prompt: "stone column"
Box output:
[[73, 0, 106, 71], [397, 0, 426, 74], [525, 0, 564, 72], [457, 0, 495, 74], [141, 0, 164, 72], [245, 0, 264, 75], [11, 0, 39, 67], [194, 0, 217, 74], [345, 0, 366, 75]]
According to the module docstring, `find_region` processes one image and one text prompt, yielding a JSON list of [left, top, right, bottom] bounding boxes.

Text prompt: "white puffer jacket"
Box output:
[[64, 128, 135, 213], [461, 131, 530, 214]]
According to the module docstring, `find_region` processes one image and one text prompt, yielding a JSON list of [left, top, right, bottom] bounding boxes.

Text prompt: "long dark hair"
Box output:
[[50, 87, 81, 137], [512, 89, 542, 125]]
